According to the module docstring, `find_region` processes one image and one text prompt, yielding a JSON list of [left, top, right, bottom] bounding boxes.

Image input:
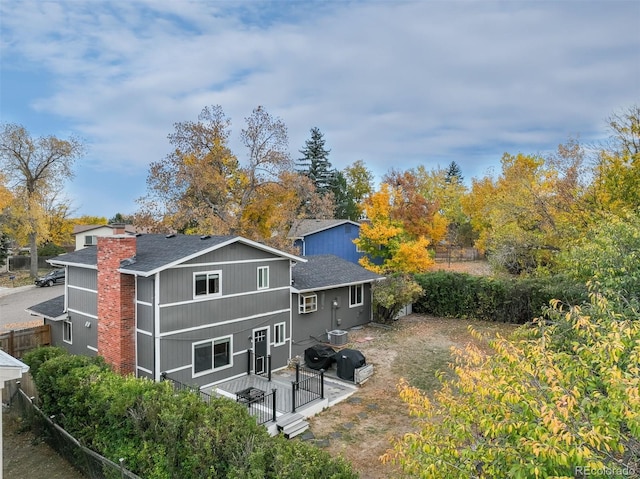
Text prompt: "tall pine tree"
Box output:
[[445, 161, 464, 184], [297, 127, 335, 194]]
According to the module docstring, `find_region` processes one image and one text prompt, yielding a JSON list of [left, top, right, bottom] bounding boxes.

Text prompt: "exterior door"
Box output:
[[253, 328, 268, 375]]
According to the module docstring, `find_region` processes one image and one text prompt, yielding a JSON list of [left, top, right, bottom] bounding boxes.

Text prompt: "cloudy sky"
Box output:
[[1, 0, 639, 218]]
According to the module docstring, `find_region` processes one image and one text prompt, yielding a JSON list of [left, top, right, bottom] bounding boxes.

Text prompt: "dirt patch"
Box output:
[[305, 315, 518, 478], [429, 259, 494, 276], [2, 408, 85, 479]]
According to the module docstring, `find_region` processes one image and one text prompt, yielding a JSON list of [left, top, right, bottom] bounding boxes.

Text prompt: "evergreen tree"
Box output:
[[297, 127, 335, 194], [445, 161, 464, 184]]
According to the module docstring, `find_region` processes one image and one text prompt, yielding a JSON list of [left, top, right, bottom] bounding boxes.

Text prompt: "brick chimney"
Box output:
[[111, 223, 126, 235], [97, 235, 136, 375]]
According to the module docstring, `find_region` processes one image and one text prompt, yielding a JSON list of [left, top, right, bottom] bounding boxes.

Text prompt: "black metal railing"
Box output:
[[236, 388, 277, 425], [246, 349, 272, 381], [160, 373, 213, 405], [291, 363, 324, 412]]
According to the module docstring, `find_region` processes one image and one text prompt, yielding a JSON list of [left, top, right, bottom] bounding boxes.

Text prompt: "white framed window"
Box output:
[[63, 319, 73, 344], [274, 322, 286, 345], [257, 266, 269, 290], [194, 270, 222, 298], [298, 293, 318, 314], [84, 235, 97, 246], [193, 335, 233, 376], [350, 284, 364, 307]]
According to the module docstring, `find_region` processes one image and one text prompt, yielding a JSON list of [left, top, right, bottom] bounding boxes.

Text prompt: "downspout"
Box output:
[[154, 272, 161, 381]]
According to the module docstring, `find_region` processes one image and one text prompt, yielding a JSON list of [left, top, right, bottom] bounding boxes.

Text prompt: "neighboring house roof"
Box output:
[[26, 295, 66, 321], [291, 254, 383, 293], [72, 224, 142, 235], [287, 219, 360, 239], [0, 349, 29, 381], [49, 234, 306, 277]]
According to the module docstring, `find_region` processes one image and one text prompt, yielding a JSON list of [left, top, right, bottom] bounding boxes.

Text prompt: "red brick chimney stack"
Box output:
[[111, 223, 126, 235], [97, 235, 136, 375]]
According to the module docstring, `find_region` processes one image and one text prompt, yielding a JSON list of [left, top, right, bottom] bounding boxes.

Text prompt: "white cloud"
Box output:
[[1, 0, 639, 216]]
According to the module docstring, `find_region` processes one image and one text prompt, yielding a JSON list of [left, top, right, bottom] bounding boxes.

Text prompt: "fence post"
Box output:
[[295, 362, 300, 387], [291, 381, 296, 413], [267, 355, 272, 381], [320, 369, 325, 399], [271, 389, 277, 423], [8, 330, 14, 357]]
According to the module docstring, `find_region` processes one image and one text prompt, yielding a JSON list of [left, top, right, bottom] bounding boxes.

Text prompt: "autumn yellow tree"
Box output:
[[383, 293, 640, 478], [384, 169, 448, 243], [0, 172, 12, 211], [356, 182, 434, 274], [463, 144, 586, 275], [587, 106, 640, 216]]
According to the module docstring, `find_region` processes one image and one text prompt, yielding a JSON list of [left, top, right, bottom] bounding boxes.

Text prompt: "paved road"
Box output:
[[0, 284, 64, 330]]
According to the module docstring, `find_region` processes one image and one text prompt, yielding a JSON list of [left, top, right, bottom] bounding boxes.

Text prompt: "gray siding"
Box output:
[[67, 267, 97, 290], [158, 258, 290, 305], [137, 302, 154, 333], [153, 243, 293, 385], [291, 284, 373, 358], [159, 310, 290, 387], [136, 332, 154, 374], [68, 288, 97, 317], [183, 242, 277, 264], [159, 289, 290, 334], [137, 276, 154, 303], [47, 313, 97, 357]]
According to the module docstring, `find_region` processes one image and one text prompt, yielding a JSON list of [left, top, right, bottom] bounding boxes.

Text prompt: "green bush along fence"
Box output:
[[413, 271, 588, 323]]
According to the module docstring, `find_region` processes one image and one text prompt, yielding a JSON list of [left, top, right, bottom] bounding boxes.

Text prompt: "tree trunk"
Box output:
[[29, 232, 38, 278]]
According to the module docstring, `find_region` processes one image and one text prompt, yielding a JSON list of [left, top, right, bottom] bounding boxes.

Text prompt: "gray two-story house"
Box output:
[[28, 233, 382, 390]]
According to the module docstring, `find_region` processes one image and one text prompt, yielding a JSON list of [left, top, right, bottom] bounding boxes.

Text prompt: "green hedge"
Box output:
[[22, 348, 358, 479], [413, 272, 588, 323]]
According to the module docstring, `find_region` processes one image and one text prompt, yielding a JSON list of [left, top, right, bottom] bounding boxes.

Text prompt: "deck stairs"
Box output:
[[276, 412, 309, 439]]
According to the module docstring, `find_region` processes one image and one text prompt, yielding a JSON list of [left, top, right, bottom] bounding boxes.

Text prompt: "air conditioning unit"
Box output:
[[328, 329, 348, 346]]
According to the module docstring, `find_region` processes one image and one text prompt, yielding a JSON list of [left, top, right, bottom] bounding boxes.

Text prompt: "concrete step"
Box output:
[[283, 419, 309, 439], [276, 412, 303, 429]]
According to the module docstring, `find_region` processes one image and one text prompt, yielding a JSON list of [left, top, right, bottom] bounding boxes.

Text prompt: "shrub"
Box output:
[[372, 274, 423, 322], [22, 346, 68, 378], [25, 348, 359, 478], [413, 272, 587, 323]]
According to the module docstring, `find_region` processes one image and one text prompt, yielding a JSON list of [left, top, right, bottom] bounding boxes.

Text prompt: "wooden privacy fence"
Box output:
[[0, 324, 51, 358]]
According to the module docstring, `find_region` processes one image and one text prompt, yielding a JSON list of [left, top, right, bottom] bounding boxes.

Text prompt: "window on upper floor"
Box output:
[[84, 235, 98, 246], [63, 319, 73, 344], [274, 322, 286, 345], [194, 271, 221, 298], [298, 293, 318, 314], [350, 284, 364, 307], [193, 336, 232, 376], [257, 266, 269, 290]]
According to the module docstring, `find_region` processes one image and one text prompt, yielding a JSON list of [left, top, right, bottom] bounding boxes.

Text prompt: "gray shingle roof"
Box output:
[[26, 294, 66, 320], [49, 234, 303, 276], [291, 254, 383, 292], [287, 219, 360, 238]]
